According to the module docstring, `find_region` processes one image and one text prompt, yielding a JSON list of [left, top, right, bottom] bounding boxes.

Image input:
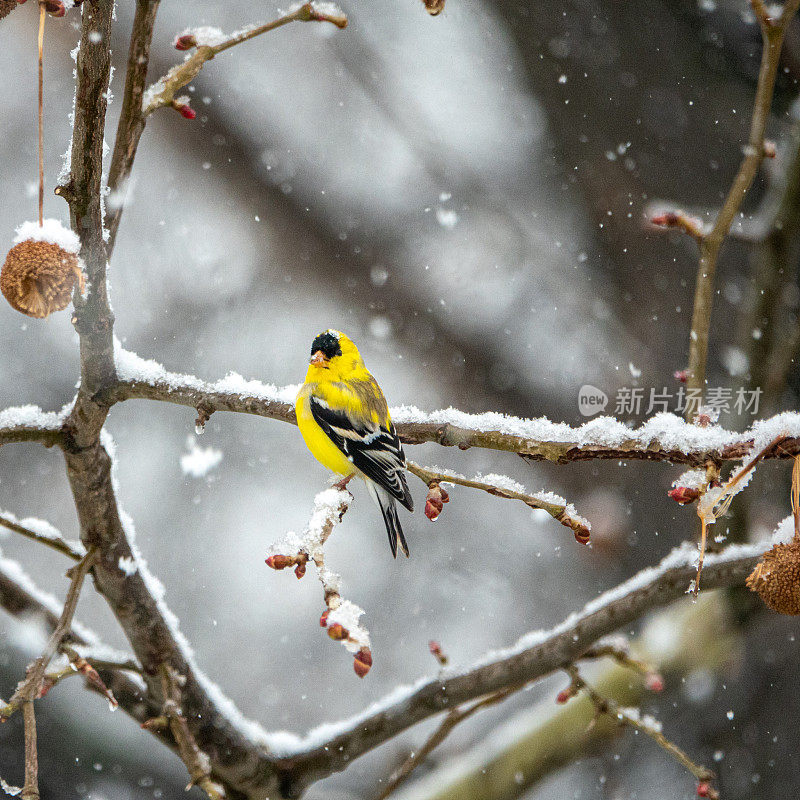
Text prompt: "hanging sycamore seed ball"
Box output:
[[0, 0, 17, 21], [746, 538, 800, 616], [1, 220, 84, 319]]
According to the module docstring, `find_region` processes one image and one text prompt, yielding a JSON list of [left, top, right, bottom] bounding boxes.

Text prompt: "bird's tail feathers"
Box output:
[[366, 482, 409, 558]]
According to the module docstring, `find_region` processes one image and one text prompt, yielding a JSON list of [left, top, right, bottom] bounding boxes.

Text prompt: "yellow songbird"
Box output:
[[296, 329, 414, 557]]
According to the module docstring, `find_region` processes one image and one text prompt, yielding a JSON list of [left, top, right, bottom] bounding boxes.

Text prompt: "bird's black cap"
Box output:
[[311, 330, 342, 359]]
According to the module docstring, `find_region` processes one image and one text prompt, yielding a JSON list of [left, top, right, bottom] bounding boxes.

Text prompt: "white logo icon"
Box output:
[[578, 385, 608, 417]]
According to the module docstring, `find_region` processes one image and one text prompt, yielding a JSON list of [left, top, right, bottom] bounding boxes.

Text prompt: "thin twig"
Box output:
[[565, 665, 716, 789], [158, 665, 224, 800], [142, 2, 347, 116], [407, 461, 590, 543], [686, 0, 800, 402], [21, 702, 39, 800], [106, 0, 161, 254], [0, 548, 97, 721], [0, 513, 84, 561], [375, 688, 516, 800]]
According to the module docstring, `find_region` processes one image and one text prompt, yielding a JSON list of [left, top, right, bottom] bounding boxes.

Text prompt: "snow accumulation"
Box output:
[[392, 406, 800, 456], [0, 509, 86, 556], [178, 25, 228, 47], [0, 403, 70, 432], [180, 436, 223, 478], [672, 469, 707, 490], [289, 0, 345, 16], [114, 339, 300, 405], [473, 473, 589, 529], [13, 219, 80, 254]]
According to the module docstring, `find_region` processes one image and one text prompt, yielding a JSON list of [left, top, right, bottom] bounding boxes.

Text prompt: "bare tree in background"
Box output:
[[2, 2, 800, 799]]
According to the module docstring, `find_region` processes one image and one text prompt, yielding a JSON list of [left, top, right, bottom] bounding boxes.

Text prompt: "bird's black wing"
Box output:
[[309, 396, 413, 511]]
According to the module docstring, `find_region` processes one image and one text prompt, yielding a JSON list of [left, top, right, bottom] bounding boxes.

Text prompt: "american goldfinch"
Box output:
[[296, 329, 414, 558]]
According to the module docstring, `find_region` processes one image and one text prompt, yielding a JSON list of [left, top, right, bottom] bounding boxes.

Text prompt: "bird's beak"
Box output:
[[310, 350, 329, 367]]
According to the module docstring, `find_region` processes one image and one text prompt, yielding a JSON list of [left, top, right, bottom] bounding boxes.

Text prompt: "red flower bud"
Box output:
[[294, 561, 306, 579], [573, 525, 591, 545], [424, 482, 449, 521], [674, 368, 689, 383], [176, 104, 196, 120], [650, 211, 680, 227], [668, 486, 700, 505], [696, 782, 710, 797], [174, 33, 197, 50], [763, 140, 777, 158], [327, 623, 348, 641], [266, 554, 293, 570], [645, 672, 664, 693], [319, 609, 330, 627], [353, 647, 373, 677], [556, 689, 574, 704], [428, 640, 448, 665]]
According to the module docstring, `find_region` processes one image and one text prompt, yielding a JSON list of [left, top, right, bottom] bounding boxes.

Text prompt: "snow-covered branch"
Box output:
[[266, 487, 374, 678], [142, 2, 348, 118], [0, 510, 85, 561], [407, 461, 591, 543], [0, 405, 65, 449], [267, 536, 772, 793], [108, 345, 800, 465]]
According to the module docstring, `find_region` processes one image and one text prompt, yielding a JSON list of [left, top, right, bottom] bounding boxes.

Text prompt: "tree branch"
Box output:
[[685, 0, 800, 398], [105, 0, 161, 254], [107, 359, 800, 465], [0, 511, 85, 561], [271, 539, 768, 794], [0, 407, 64, 449], [141, 2, 347, 117], [0, 557, 163, 737], [1, 548, 97, 722], [60, 1, 116, 419], [406, 462, 590, 543]]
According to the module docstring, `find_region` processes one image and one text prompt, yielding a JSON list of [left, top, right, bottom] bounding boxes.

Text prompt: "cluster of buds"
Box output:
[[9, 0, 83, 17], [428, 640, 448, 666], [570, 520, 591, 545], [265, 552, 308, 579], [299, 1, 348, 28], [319, 610, 373, 677], [424, 482, 450, 521]]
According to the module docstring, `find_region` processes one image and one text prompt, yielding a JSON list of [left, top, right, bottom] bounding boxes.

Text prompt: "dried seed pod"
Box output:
[[0, 0, 19, 22], [422, 0, 446, 15], [746, 538, 800, 616], [1, 221, 84, 318]]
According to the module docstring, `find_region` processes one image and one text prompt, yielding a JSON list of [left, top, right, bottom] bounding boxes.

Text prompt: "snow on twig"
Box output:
[[265, 487, 373, 675]]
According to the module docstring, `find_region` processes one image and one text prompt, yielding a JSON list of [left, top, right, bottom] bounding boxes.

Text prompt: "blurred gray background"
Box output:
[[2, 1, 800, 798]]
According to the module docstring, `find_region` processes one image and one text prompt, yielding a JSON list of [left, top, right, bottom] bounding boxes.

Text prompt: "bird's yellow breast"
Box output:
[[295, 390, 355, 476]]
